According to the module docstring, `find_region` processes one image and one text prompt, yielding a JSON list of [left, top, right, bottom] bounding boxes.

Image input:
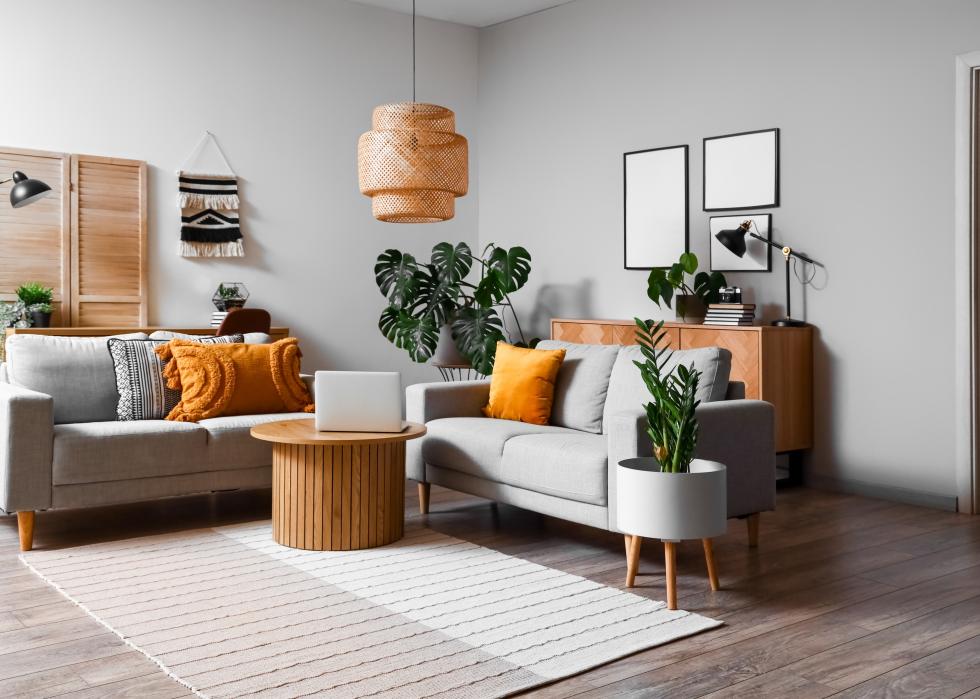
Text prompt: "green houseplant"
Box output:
[[375, 242, 536, 375], [15, 282, 54, 327], [645, 252, 726, 322]]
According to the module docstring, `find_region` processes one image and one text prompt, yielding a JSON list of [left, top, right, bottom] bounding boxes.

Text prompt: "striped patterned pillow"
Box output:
[[108, 335, 243, 420]]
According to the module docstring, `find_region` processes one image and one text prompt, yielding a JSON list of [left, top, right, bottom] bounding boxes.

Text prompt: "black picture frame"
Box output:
[[623, 144, 689, 270], [708, 214, 773, 273], [703, 128, 780, 212]]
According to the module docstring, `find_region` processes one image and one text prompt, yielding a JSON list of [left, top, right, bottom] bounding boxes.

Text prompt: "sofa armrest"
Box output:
[[0, 383, 54, 513], [405, 380, 490, 482], [606, 399, 775, 530]]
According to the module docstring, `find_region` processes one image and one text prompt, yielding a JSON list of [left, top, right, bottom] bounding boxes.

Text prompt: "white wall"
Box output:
[[477, 0, 980, 502], [0, 0, 478, 386]]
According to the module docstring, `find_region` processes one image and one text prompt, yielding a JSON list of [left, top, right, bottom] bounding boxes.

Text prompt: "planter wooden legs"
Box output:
[[17, 511, 34, 552], [624, 534, 720, 609], [746, 512, 760, 547], [418, 482, 431, 515]]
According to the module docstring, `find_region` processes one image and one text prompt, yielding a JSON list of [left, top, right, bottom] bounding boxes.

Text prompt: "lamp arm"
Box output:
[[748, 230, 824, 268], [0, 178, 11, 186]]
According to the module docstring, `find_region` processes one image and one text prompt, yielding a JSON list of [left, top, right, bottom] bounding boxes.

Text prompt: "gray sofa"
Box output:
[[407, 339, 775, 544], [0, 331, 310, 551]]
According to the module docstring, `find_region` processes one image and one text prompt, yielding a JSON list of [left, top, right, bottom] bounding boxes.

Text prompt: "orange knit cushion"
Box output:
[[155, 337, 314, 422], [482, 342, 566, 425]]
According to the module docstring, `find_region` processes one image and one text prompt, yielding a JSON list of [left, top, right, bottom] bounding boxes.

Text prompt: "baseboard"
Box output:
[[806, 474, 959, 512]]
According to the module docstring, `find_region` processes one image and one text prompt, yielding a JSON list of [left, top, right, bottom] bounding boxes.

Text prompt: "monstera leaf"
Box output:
[[374, 250, 419, 310], [431, 242, 473, 285], [451, 306, 505, 375], [487, 246, 531, 293], [378, 306, 439, 363], [693, 270, 727, 304]]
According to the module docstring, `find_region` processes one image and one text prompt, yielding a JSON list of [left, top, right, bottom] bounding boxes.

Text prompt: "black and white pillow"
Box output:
[[108, 335, 243, 421]]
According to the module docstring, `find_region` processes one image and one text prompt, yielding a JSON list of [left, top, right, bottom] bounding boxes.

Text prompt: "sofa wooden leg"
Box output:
[[664, 541, 677, 610], [746, 513, 760, 548], [418, 482, 431, 515], [702, 538, 719, 591], [626, 535, 641, 588], [17, 511, 35, 552]]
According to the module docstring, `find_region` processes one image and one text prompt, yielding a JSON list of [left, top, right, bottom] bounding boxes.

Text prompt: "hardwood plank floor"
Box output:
[[0, 484, 977, 698]]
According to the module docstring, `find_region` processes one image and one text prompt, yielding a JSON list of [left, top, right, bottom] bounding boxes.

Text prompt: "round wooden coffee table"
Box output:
[[250, 418, 426, 551]]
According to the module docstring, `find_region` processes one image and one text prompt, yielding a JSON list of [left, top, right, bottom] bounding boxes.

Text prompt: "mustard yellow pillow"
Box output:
[[482, 342, 566, 425], [155, 337, 314, 422]]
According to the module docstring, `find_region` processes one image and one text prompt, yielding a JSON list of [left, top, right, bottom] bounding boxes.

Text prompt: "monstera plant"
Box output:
[[374, 242, 536, 375]]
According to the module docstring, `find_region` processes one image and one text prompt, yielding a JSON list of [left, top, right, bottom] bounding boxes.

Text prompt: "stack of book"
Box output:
[[210, 311, 228, 328], [704, 303, 756, 326]]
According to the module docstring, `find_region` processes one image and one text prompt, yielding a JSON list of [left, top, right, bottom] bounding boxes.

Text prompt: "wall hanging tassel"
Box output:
[[177, 132, 244, 257]]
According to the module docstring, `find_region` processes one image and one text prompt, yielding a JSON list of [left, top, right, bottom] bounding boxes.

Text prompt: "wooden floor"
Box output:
[[0, 485, 978, 698]]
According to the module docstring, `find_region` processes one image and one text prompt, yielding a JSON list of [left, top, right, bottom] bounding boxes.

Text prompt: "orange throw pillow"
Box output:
[[483, 342, 566, 425], [155, 337, 314, 422]]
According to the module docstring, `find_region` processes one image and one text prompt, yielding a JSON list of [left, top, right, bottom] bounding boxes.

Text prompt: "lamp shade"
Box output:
[[9, 171, 51, 208], [357, 103, 468, 223], [714, 223, 750, 258]]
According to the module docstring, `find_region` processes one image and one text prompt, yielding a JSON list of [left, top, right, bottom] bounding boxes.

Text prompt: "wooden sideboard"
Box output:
[[551, 318, 812, 453]]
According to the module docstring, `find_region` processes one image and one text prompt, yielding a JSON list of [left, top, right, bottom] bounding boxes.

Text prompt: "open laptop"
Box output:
[[314, 371, 405, 433]]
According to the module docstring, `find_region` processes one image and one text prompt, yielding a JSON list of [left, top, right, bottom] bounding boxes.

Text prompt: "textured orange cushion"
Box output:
[[482, 342, 566, 425], [155, 337, 314, 422]]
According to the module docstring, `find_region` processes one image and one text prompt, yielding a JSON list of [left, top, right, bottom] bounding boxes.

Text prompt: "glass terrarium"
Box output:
[[212, 282, 249, 312]]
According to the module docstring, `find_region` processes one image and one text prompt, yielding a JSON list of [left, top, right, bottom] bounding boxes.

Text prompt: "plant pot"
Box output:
[[616, 458, 727, 541], [430, 324, 470, 368], [674, 294, 706, 323], [29, 310, 51, 328]]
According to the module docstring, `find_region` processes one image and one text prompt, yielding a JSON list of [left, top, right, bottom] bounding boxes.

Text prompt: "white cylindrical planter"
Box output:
[[617, 458, 727, 540]]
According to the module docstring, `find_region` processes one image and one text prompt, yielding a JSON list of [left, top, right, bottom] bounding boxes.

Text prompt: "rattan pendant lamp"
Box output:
[[357, 0, 468, 223]]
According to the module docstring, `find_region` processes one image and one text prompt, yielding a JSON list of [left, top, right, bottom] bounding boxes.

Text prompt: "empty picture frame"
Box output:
[[703, 128, 779, 211], [709, 214, 772, 272], [624, 145, 689, 269]]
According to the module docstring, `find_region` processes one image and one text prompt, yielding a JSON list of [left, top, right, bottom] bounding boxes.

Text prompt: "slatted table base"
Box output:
[[272, 441, 405, 550]]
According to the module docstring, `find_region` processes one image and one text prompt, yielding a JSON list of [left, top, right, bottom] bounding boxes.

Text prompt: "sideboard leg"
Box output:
[[417, 482, 431, 515], [625, 535, 642, 588], [702, 538, 720, 591], [664, 541, 677, 610]]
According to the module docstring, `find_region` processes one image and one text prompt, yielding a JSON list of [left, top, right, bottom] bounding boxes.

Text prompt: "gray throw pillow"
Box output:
[[109, 335, 243, 420]]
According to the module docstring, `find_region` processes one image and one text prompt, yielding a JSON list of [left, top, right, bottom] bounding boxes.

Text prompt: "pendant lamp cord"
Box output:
[[412, 0, 416, 103]]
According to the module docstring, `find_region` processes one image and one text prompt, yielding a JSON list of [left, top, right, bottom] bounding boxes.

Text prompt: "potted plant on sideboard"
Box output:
[[645, 252, 726, 323], [15, 282, 54, 328], [374, 242, 538, 377], [617, 317, 727, 608]]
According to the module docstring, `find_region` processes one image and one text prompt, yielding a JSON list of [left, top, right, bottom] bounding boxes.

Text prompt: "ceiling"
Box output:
[[347, 0, 575, 28]]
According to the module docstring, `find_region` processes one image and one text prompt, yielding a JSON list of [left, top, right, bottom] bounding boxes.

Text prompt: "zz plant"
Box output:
[[375, 242, 536, 375], [633, 317, 703, 473]]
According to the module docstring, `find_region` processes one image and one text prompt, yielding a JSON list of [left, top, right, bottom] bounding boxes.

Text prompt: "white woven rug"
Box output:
[[21, 522, 720, 698]]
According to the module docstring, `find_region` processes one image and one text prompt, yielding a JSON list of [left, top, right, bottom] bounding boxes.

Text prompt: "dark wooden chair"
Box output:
[[216, 308, 271, 336]]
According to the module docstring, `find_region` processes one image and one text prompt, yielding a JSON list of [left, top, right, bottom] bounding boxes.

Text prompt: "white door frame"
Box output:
[[955, 51, 980, 515]]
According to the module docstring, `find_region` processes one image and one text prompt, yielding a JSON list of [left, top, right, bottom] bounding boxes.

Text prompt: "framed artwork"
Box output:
[[623, 144, 689, 269], [709, 214, 772, 272], [703, 128, 779, 211]]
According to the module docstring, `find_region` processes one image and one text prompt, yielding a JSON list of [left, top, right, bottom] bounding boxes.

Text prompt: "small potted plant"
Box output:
[[212, 282, 249, 312], [617, 317, 727, 606], [645, 252, 726, 323], [15, 282, 54, 328]]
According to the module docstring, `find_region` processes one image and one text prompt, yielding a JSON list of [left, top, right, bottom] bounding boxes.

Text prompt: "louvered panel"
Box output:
[[0, 148, 71, 324], [71, 155, 147, 326]]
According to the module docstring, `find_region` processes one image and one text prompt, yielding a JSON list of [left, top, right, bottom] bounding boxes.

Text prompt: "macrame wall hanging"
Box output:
[[177, 132, 244, 257]]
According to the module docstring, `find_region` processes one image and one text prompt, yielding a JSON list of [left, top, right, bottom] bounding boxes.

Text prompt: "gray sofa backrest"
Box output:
[[4, 333, 148, 424], [536, 340, 620, 434]]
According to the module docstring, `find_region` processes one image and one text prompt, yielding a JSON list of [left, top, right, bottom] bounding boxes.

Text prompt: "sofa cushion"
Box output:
[[482, 343, 566, 426], [536, 340, 619, 433], [198, 412, 311, 470], [603, 345, 732, 433], [53, 420, 208, 485], [5, 333, 148, 424], [422, 417, 579, 481], [501, 432, 607, 505]]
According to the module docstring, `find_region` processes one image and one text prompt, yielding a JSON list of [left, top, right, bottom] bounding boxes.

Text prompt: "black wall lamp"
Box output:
[[715, 220, 824, 327], [0, 171, 51, 208]]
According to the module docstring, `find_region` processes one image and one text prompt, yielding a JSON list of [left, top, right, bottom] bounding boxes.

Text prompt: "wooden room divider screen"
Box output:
[[0, 147, 147, 327]]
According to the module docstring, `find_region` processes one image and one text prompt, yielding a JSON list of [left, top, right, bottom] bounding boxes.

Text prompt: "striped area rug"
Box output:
[[21, 522, 720, 698]]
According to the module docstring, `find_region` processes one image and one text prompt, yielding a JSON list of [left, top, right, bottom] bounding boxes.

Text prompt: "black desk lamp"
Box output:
[[715, 220, 824, 327], [0, 171, 51, 208]]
